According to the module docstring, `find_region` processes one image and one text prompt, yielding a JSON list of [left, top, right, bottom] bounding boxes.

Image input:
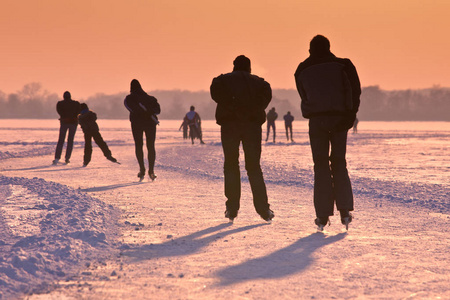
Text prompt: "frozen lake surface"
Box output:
[[0, 119, 449, 299]]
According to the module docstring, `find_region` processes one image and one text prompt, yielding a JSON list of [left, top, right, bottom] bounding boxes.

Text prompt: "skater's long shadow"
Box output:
[[80, 182, 144, 192], [123, 222, 269, 261], [215, 232, 347, 286]]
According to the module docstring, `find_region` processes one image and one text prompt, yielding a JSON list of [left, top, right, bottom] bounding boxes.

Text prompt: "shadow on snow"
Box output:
[[214, 231, 347, 286], [122, 222, 269, 261]]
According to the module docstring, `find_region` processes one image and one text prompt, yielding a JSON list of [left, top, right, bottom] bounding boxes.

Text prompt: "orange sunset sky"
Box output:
[[1, 0, 449, 98]]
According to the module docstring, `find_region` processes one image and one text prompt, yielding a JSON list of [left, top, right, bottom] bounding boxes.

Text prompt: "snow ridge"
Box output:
[[0, 175, 119, 299]]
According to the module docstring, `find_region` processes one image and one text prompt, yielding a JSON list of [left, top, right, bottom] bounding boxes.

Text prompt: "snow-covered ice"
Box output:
[[0, 119, 449, 299]]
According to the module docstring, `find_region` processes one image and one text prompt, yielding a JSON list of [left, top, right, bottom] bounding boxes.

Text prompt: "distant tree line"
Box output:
[[0, 83, 449, 121]]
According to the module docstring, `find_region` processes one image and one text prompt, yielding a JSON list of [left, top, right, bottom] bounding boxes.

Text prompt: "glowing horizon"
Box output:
[[1, 0, 449, 98]]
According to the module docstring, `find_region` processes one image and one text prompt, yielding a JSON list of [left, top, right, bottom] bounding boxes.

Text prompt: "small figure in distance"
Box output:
[[77, 103, 118, 167], [352, 117, 359, 134], [53, 91, 81, 165], [284, 111, 295, 142], [124, 79, 161, 181], [210, 55, 274, 222], [295, 35, 361, 231], [179, 116, 189, 139], [185, 106, 205, 144], [265, 107, 278, 143]]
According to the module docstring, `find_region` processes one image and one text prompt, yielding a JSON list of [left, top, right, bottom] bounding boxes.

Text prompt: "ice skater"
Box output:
[[184, 106, 205, 144], [284, 111, 295, 142], [179, 117, 189, 139], [77, 103, 118, 167], [53, 91, 81, 165], [265, 107, 278, 143], [294, 35, 361, 230], [124, 79, 161, 181], [210, 55, 274, 222]]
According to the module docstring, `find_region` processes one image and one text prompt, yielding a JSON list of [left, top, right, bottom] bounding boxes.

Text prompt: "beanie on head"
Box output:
[[233, 55, 251, 72]]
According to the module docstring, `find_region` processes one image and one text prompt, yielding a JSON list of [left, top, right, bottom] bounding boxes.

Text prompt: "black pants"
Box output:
[[54, 123, 77, 160], [285, 124, 293, 141], [83, 131, 112, 165], [309, 116, 354, 218], [221, 122, 270, 215], [266, 122, 276, 141], [131, 122, 156, 174]]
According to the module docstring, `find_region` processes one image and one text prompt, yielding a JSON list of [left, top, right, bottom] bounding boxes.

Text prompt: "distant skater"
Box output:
[[124, 79, 161, 181], [353, 117, 359, 134], [210, 55, 274, 222], [53, 91, 81, 165], [294, 35, 361, 231], [284, 111, 295, 142], [185, 106, 205, 144], [77, 103, 118, 167], [265, 107, 278, 143], [179, 117, 189, 139]]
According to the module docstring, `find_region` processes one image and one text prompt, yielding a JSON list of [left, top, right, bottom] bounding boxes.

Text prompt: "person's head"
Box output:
[[309, 35, 331, 56], [233, 55, 251, 72], [130, 79, 143, 93], [63, 91, 71, 100], [80, 103, 88, 111], [287, 111, 291, 115], [190, 105, 195, 111], [271, 107, 276, 111]]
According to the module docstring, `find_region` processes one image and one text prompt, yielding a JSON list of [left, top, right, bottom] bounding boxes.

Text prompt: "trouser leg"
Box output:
[[65, 124, 77, 160], [144, 125, 156, 174], [309, 119, 334, 217], [221, 125, 241, 212], [55, 124, 68, 159], [242, 124, 269, 215], [330, 129, 354, 211], [83, 133, 93, 165], [131, 123, 145, 172], [92, 131, 112, 158]]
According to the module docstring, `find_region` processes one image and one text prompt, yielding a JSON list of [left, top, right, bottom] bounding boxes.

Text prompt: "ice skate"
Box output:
[[260, 209, 274, 222], [137, 170, 145, 181], [148, 173, 157, 181], [315, 217, 330, 231], [107, 156, 120, 164], [340, 211, 353, 230], [225, 210, 237, 223], [64, 159, 70, 164], [52, 159, 59, 165]]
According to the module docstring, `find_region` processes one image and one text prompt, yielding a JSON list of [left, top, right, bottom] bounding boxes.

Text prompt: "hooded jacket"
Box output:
[[294, 52, 361, 119], [210, 71, 272, 125], [124, 80, 161, 125], [78, 109, 99, 134]]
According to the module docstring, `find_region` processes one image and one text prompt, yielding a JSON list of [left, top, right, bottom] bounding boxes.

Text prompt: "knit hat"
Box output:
[[63, 91, 71, 100], [233, 55, 251, 72]]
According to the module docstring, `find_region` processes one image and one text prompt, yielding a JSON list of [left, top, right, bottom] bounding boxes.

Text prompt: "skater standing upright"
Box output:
[[210, 55, 274, 222], [53, 91, 81, 165], [294, 35, 361, 230], [265, 107, 277, 143], [184, 106, 205, 144], [77, 103, 118, 167], [284, 111, 295, 142], [124, 79, 161, 181]]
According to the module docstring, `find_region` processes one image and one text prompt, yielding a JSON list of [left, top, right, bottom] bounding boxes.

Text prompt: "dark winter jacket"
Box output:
[[78, 109, 99, 134], [294, 52, 361, 122], [266, 110, 278, 124], [210, 71, 272, 125], [124, 91, 161, 125], [284, 114, 294, 126], [56, 99, 81, 124]]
